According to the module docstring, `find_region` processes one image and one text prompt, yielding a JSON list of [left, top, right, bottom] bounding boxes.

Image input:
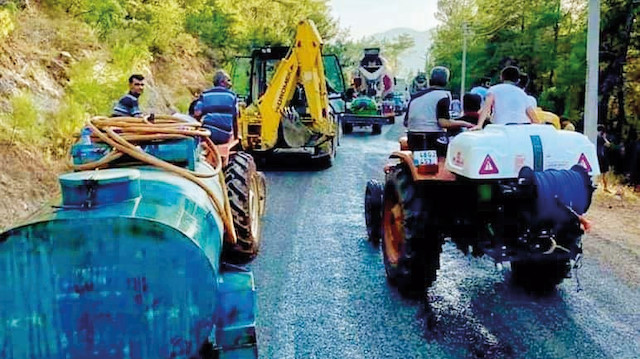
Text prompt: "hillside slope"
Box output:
[[0, 8, 214, 140], [0, 6, 214, 229]]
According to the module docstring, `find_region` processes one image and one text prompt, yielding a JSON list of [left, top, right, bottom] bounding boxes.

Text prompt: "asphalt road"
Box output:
[[249, 119, 640, 359]]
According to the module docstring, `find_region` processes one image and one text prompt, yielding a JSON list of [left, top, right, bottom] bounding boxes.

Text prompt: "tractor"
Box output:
[[365, 124, 598, 295]]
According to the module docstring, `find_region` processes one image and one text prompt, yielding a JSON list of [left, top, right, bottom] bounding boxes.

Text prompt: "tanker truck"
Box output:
[[0, 115, 265, 358], [341, 48, 395, 135], [364, 123, 598, 295]]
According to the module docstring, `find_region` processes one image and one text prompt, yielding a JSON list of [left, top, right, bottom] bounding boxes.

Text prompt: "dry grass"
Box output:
[[0, 144, 69, 231], [148, 53, 213, 114]]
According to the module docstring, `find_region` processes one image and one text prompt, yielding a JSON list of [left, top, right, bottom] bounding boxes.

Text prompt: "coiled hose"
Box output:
[[72, 115, 237, 245]]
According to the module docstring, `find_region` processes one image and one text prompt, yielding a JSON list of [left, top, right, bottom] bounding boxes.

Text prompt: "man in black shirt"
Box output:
[[112, 74, 144, 117]]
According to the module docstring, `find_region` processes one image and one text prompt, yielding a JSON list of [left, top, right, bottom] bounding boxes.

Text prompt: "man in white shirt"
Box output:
[[472, 66, 539, 130]]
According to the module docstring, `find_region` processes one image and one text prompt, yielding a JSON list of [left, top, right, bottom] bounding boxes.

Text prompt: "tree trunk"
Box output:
[[549, 0, 561, 88], [598, 0, 636, 127]]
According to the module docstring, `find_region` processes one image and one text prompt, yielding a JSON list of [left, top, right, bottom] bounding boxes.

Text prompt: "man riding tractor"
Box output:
[[403, 66, 474, 156]]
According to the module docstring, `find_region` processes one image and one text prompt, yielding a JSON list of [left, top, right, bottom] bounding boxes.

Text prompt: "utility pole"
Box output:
[[584, 0, 600, 144], [461, 22, 468, 103]]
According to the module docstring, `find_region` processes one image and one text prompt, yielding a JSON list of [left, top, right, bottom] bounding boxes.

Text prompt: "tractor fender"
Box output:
[[389, 151, 457, 182]]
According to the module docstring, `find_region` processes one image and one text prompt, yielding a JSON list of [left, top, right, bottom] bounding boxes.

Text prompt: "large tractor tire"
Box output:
[[224, 151, 262, 262], [372, 124, 382, 135], [381, 164, 442, 296], [364, 180, 384, 243]]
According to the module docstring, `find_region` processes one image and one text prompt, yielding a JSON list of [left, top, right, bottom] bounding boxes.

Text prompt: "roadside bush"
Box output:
[[45, 98, 86, 155], [66, 58, 115, 116], [65, 41, 151, 117], [83, 0, 126, 40], [185, 6, 235, 50], [109, 37, 153, 74], [539, 87, 565, 115], [0, 90, 44, 146]]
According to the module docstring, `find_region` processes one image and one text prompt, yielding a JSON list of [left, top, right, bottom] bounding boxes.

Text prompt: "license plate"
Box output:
[[414, 150, 438, 166]]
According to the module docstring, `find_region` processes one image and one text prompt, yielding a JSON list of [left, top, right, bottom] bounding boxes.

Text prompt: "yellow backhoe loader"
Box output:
[[231, 20, 346, 167]]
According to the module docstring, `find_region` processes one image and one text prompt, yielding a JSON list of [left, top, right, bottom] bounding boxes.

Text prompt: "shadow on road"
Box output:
[[413, 247, 605, 359]]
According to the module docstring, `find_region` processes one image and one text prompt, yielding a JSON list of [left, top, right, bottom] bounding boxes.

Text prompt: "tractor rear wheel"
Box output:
[[381, 164, 442, 296], [224, 151, 262, 262], [511, 257, 572, 291], [372, 124, 382, 135], [364, 180, 383, 243]]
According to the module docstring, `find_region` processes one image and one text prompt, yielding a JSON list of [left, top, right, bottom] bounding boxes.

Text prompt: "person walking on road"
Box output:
[[473, 66, 539, 130], [112, 74, 145, 117], [597, 124, 612, 193], [561, 117, 576, 131], [469, 76, 491, 105]]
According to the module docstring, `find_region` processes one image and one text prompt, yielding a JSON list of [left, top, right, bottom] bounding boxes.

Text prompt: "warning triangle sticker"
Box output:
[[577, 153, 592, 172], [479, 155, 499, 175]]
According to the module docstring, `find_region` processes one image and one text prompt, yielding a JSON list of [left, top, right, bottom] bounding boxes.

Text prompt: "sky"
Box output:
[[329, 0, 439, 39]]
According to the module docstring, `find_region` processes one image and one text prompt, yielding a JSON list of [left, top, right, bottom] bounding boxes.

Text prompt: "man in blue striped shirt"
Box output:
[[112, 74, 145, 117], [193, 70, 238, 143]]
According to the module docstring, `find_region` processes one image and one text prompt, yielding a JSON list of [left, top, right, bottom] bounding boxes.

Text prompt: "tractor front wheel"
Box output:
[[511, 258, 572, 291], [364, 180, 384, 243]]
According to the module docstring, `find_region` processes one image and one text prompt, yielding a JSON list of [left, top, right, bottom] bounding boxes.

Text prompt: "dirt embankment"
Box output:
[[0, 7, 214, 228], [0, 144, 68, 231]]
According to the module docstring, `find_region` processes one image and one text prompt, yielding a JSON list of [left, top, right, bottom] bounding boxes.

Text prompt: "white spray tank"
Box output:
[[445, 124, 600, 180]]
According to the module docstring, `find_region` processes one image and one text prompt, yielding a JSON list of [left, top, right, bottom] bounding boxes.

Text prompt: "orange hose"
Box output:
[[72, 115, 236, 244]]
